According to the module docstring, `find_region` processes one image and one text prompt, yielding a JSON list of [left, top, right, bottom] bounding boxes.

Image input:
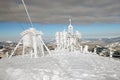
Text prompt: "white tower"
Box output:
[[68, 19, 73, 34]]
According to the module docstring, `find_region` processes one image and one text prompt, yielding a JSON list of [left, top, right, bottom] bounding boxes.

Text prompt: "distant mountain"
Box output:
[[84, 37, 120, 43], [102, 37, 120, 43]]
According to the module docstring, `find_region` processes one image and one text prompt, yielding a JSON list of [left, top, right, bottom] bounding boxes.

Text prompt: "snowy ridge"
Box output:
[[0, 52, 120, 80]]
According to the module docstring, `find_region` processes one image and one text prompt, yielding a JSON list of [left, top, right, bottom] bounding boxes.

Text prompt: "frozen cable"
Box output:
[[21, 0, 34, 28]]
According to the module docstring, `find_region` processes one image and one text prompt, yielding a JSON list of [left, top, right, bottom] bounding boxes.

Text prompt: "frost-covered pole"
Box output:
[[9, 38, 22, 58], [38, 36, 44, 57], [80, 46, 83, 53], [33, 35, 38, 58], [60, 32, 63, 49], [41, 43, 44, 57], [63, 30, 67, 49], [22, 43, 25, 57], [109, 48, 113, 58], [56, 32, 60, 50], [94, 48, 97, 54], [40, 39, 51, 55]]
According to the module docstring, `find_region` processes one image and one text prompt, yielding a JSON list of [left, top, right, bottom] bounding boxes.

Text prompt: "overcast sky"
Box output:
[[0, 0, 120, 41], [0, 0, 120, 24]]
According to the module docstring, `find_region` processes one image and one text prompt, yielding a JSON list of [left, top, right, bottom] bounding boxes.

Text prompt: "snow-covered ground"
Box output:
[[0, 51, 120, 80]]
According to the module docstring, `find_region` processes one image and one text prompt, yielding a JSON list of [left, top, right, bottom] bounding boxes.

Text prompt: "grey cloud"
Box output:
[[0, 0, 120, 24]]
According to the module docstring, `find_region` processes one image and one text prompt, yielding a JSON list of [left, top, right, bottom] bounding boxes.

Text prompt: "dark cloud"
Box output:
[[0, 0, 120, 24]]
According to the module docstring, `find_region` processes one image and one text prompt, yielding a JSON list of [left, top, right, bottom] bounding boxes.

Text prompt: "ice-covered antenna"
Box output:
[[21, 0, 34, 28]]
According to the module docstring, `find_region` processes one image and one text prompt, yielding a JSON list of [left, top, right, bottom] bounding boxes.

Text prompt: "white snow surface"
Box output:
[[0, 51, 120, 80]]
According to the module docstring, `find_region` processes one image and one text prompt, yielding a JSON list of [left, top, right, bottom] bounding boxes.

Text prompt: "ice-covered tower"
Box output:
[[55, 19, 82, 52], [20, 28, 44, 58], [9, 28, 51, 58], [68, 19, 73, 34], [55, 30, 67, 50]]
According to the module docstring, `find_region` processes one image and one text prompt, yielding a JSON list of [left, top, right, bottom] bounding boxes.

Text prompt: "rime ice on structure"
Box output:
[[21, 28, 44, 58], [9, 0, 51, 58], [68, 19, 73, 34], [9, 28, 51, 58], [55, 19, 82, 52]]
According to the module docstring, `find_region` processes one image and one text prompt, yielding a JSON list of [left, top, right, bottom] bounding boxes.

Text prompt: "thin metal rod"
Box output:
[[40, 38, 51, 55], [9, 38, 22, 59], [21, 0, 34, 28]]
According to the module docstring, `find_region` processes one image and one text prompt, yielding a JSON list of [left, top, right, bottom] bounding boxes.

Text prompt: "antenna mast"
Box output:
[[21, 0, 34, 27]]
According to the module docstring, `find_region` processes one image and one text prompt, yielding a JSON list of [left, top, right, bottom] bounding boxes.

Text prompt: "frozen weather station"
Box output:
[[0, 0, 120, 80], [55, 19, 89, 54], [55, 19, 82, 52]]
